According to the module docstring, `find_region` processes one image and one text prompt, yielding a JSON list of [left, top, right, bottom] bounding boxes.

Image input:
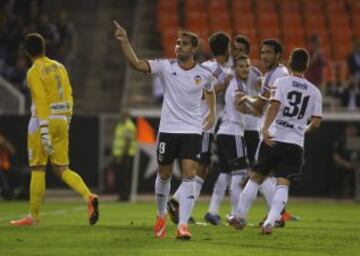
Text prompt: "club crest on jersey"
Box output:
[[194, 75, 201, 85]]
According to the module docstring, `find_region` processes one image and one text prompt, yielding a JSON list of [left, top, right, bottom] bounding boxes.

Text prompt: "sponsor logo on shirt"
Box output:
[[194, 75, 201, 85]]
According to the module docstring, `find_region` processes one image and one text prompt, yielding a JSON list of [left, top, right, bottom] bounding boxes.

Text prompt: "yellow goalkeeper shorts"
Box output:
[[28, 116, 70, 167]]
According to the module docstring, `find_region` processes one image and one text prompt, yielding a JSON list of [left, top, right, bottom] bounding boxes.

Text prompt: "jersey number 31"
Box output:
[[283, 91, 309, 119]]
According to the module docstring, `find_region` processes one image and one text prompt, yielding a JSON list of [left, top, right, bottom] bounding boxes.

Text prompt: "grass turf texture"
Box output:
[[0, 200, 359, 256]]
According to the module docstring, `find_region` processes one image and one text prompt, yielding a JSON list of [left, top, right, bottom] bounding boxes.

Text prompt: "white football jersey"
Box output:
[[259, 64, 289, 101], [217, 76, 246, 136], [148, 59, 215, 134], [245, 66, 263, 131], [268, 75, 323, 147], [200, 58, 233, 133]]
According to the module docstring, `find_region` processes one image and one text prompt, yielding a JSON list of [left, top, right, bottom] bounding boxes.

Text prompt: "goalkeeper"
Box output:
[[11, 33, 99, 226]]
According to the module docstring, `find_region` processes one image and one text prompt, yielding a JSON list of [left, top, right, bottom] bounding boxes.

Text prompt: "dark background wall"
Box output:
[[0, 115, 99, 188], [1, 115, 359, 196]]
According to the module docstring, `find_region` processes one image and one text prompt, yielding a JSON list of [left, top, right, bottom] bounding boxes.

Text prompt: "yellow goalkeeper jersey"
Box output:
[[27, 56, 73, 120]]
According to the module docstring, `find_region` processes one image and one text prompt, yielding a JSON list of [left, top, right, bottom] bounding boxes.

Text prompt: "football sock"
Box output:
[[237, 179, 259, 219], [194, 175, 204, 201], [259, 178, 276, 210], [263, 185, 289, 227], [30, 171, 45, 221], [173, 183, 181, 202], [230, 170, 246, 215], [61, 169, 92, 201], [208, 173, 231, 215], [155, 174, 170, 217], [178, 178, 195, 225]]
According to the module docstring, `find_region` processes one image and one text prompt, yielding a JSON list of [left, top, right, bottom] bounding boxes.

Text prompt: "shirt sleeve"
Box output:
[[204, 73, 216, 92], [312, 91, 323, 118], [147, 59, 167, 75], [27, 68, 49, 121], [269, 79, 282, 103]]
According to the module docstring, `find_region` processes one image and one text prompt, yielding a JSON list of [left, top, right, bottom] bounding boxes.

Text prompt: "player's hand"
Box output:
[[113, 20, 128, 42], [261, 128, 276, 147], [39, 121, 54, 155], [203, 111, 216, 131]]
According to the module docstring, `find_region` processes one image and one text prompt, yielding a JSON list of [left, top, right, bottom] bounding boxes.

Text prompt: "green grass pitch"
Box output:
[[0, 199, 359, 256]]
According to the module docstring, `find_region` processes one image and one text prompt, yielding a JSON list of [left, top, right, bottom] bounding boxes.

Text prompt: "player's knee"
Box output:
[[196, 165, 209, 179], [250, 171, 265, 184], [52, 165, 68, 177]]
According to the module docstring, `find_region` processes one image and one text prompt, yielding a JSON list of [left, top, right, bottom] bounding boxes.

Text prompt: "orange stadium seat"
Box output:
[[325, 0, 347, 16], [233, 13, 256, 33], [157, 0, 178, 13], [185, 11, 208, 32], [282, 14, 303, 31], [185, 0, 205, 12], [302, 0, 323, 13], [209, 14, 232, 35], [278, 0, 301, 13], [231, 0, 253, 12], [256, 0, 276, 13], [156, 13, 178, 32]]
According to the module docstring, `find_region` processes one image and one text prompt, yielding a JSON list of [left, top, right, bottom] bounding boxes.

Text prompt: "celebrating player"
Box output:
[[114, 21, 216, 240]]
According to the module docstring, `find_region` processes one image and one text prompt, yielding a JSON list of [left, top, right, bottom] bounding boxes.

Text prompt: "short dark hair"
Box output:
[[208, 31, 230, 56], [289, 48, 309, 72], [234, 54, 249, 66], [234, 35, 250, 54], [178, 29, 199, 48], [262, 39, 283, 54], [25, 33, 45, 57]]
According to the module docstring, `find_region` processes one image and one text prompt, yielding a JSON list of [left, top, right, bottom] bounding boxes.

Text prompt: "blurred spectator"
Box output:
[[305, 34, 326, 88], [36, 13, 60, 59], [332, 124, 359, 199], [111, 111, 137, 201], [152, 74, 163, 106], [56, 10, 77, 71], [0, 132, 30, 200], [347, 40, 360, 83], [336, 80, 360, 110]]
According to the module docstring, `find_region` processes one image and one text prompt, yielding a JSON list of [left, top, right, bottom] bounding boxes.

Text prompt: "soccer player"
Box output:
[[231, 48, 322, 234], [11, 33, 99, 226], [204, 55, 252, 225], [234, 39, 292, 223], [232, 35, 263, 165], [113, 21, 216, 240], [167, 31, 232, 225]]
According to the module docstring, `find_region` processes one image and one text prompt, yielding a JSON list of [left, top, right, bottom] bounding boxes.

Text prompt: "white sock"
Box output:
[[194, 175, 204, 201], [155, 174, 170, 217], [263, 185, 289, 227], [259, 178, 276, 210], [178, 178, 195, 225], [230, 170, 246, 215], [208, 173, 231, 215], [237, 179, 260, 219], [173, 183, 182, 202]]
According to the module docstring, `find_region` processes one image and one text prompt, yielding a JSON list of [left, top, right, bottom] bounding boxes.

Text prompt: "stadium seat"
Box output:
[[231, 0, 252, 12], [185, 11, 208, 32], [157, 0, 178, 13], [184, 0, 205, 12]]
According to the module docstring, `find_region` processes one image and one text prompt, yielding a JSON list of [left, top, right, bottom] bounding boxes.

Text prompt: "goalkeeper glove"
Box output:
[[39, 120, 54, 155]]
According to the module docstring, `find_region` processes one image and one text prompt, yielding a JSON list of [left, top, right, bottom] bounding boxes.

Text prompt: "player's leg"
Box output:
[[261, 143, 304, 234], [11, 117, 47, 225], [176, 133, 201, 240], [204, 134, 231, 225], [228, 135, 249, 217], [154, 132, 177, 238], [51, 118, 99, 225], [230, 141, 274, 230], [262, 177, 289, 234]]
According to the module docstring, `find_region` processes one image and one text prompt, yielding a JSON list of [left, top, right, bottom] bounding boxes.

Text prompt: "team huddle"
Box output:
[[10, 20, 322, 242], [114, 20, 322, 240]]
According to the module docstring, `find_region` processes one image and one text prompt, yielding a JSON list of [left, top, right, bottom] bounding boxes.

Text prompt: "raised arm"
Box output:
[[113, 20, 150, 73]]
